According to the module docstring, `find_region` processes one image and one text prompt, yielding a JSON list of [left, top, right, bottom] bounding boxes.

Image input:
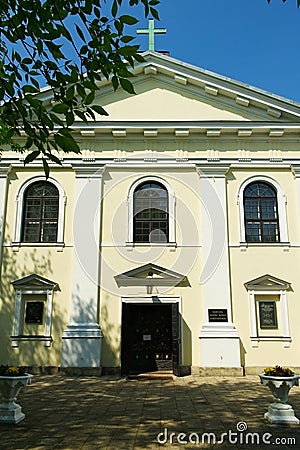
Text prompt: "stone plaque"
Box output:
[[259, 302, 277, 329], [208, 309, 228, 322], [143, 334, 151, 341], [25, 301, 44, 324]]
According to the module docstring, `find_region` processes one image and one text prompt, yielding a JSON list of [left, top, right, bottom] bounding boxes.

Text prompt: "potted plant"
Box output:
[[259, 365, 299, 424], [0, 365, 33, 424]]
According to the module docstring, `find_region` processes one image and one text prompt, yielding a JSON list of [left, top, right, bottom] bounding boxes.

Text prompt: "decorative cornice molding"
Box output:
[[0, 163, 12, 178], [71, 164, 105, 178], [196, 165, 230, 178]]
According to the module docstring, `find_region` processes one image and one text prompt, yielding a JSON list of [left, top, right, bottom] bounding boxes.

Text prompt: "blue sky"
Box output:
[[133, 0, 300, 102]]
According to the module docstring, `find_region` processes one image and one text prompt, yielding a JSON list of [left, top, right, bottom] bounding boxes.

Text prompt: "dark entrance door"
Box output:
[[121, 302, 178, 375]]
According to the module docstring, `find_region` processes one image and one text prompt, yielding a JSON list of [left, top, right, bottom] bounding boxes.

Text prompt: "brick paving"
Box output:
[[1, 374, 300, 449]]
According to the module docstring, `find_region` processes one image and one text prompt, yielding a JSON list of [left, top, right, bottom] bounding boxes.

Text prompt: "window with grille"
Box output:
[[133, 182, 169, 243], [22, 182, 59, 242], [244, 182, 279, 243]]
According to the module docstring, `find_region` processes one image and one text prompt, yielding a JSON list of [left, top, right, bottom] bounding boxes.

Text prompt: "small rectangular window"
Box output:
[[25, 301, 44, 324], [259, 301, 278, 329]]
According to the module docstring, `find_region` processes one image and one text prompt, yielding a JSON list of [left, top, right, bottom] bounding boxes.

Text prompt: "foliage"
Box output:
[[267, 0, 300, 6], [0, 364, 27, 376], [0, 0, 160, 175], [264, 365, 295, 377]]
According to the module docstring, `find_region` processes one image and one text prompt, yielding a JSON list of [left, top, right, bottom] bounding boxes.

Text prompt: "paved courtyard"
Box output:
[[1, 374, 300, 449]]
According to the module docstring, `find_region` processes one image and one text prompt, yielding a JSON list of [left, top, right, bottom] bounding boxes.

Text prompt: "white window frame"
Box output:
[[11, 276, 58, 348], [247, 289, 291, 348], [127, 176, 176, 245], [13, 176, 66, 249], [237, 175, 288, 245]]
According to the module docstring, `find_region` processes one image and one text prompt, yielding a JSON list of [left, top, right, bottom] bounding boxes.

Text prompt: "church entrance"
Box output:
[[121, 300, 180, 375]]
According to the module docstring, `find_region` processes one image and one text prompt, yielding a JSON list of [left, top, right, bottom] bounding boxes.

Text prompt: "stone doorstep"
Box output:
[[127, 370, 173, 380]]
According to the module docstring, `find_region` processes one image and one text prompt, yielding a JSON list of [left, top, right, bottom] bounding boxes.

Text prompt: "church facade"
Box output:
[[1, 51, 300, 375]]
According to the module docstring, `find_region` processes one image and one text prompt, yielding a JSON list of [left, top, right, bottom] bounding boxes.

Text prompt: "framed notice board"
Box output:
[[208, 309, 228, 322]]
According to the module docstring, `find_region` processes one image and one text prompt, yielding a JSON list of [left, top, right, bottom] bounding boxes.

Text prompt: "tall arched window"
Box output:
[[244, 182, 280, 243], [22, 181, 59, 242], [133, 181, 169, 243]]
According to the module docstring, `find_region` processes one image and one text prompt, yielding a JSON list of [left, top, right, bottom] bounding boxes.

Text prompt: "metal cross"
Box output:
[[136, 19, 167, 52]]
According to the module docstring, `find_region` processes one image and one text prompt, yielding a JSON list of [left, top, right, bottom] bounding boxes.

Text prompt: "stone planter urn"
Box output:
[[259, 373, 299, 424], [0, 374, 33, 424]]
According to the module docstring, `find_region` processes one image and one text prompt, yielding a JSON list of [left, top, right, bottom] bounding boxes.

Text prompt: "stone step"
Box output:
[[126, 370, 173, 380]]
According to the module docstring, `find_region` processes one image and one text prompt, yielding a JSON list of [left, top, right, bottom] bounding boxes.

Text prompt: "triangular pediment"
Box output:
[[244, 274, 291, 291], [12, 274, 59, 290], [94, 81, 254, 122], [115, 263, 189, 287], [81, 52, 300, 123], [39, 52, 300, 125]]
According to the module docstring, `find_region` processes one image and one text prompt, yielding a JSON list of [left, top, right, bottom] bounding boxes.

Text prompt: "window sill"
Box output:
[[126, 242, 177, 250], [11, 242, 65, 252], [251, 336, 291, 348], [239, 242, 290, 251], [11, 335, 52, 348]]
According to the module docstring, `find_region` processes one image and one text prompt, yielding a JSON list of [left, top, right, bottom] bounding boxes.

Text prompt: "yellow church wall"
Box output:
[[227, 167, 300, 368], [229, 246, 300, 367], [0, 245, 73, 366], [0, 168, 76, 367], [97, 85, 251, 122]]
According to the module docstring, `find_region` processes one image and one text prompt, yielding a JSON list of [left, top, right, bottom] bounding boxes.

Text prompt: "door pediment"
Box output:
[[115, 263, 189, 287]]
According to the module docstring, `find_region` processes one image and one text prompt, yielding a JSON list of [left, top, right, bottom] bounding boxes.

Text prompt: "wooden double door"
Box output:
[[121, 301, 180, 375]]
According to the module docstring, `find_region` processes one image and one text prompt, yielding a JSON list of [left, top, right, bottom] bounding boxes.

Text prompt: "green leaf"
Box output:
[[45, 41, 65, 60], [150, 7, 160, 20], [66, 85, 75, 101], [75, 24, 86, 43], [54, 133, 80, 153], [52, 103, 69, 114], [120, 35, 135, 43], [77, 84, 86, 99], [112, 0, 118, 17], [111, 75, 119, 91], [85, 91, 95, 105], [45, 152, 62, 166], [24, 150, 40, 164], [23, 85, 39, 94], [120, 15, 139, 25], [42, 158, 50, 179], [66, 111, 75, 127], [49, 113, 64, 126], [74, 109, 88, 122], [134, 53, 145, 63], [91, 105, 109, 116], [119, 78, 135, 94]]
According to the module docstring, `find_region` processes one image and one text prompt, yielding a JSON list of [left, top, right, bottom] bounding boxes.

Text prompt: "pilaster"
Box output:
[[197, 165, 241, 367], [0, 165, 11, 267], [61, 165, 105, 368]]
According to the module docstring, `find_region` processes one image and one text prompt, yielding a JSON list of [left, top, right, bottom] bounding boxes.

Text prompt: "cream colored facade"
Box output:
[[1, 52, 300, 375]]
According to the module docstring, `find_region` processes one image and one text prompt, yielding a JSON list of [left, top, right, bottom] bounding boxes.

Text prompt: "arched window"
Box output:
[[244, 182, 280, 243], [133, 181, 169, 243], [22, 181, 59, 243]]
